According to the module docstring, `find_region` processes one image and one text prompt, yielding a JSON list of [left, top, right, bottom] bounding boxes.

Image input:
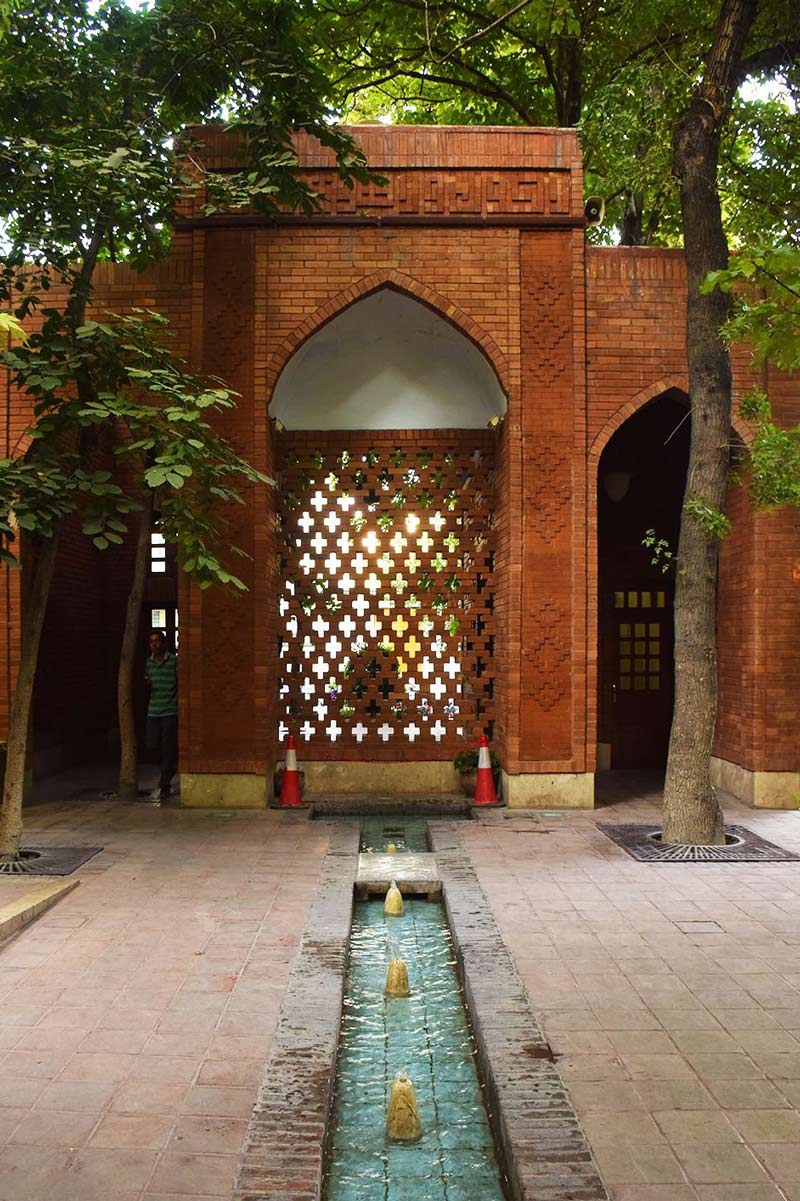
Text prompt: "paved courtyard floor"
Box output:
[[0, 774, 799, 1200]]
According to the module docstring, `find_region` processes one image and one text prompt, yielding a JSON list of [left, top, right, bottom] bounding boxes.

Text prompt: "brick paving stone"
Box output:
[[429, 821, 609, 1201], [0, 798, 328, 1201], [466, 789, 800, 1200], [6, 785, 800, 1201]]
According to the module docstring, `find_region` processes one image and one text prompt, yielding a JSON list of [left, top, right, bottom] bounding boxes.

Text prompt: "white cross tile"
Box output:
[[365, 614, 383, 638], [311, 615, 330, 637], [352, 594, 370, 617], [326, 721, 342, 741], [298, 512, 314, 533], [310, 490, 327, 512], [311, 657, 330, 679], [377, 723, 394, 742], [352, 722, 368, 743], [404, 723, 421, 742]]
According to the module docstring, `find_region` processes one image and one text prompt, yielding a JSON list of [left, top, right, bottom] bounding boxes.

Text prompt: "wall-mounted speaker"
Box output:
[[584, 197, 606, 228]]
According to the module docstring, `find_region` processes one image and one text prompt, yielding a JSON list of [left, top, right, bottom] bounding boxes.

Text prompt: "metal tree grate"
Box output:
[[599, 823, 800, 863], [0, 846, 103, 876]]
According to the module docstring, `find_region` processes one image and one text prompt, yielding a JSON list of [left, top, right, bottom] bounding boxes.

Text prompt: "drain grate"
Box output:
[[598, 823, 800, 863], [0, 846, 103, 876]]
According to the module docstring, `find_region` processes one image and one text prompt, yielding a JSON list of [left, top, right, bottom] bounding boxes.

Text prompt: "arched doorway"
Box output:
[[270, 287, 507, 782], [596, 390, 690, 770]]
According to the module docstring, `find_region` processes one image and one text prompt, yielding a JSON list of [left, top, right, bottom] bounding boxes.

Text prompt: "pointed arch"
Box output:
[[589, 374, 753, 475], [265, 270, 512, 403]]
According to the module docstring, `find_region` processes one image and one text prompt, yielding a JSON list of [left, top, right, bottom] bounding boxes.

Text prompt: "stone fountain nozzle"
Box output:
[[386, 1071, 422, 1142], [384, 880, 404, 916], [385, 956, 410, 997]]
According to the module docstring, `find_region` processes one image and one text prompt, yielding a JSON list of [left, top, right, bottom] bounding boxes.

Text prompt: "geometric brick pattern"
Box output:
[[527, 595, 570, 712], [277, 430, 495, 761], [298, 168, 572, 217]]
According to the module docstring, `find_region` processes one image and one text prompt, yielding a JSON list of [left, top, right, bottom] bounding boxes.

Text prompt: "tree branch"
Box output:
[[736, 39, 800, 83]]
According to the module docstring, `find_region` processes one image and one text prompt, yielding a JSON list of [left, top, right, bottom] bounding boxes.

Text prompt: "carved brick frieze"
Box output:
[[300, 170, 572, 218]]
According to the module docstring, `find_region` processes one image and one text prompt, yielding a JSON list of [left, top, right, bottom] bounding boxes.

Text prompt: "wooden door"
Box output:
[[607, 587, 674, 768]]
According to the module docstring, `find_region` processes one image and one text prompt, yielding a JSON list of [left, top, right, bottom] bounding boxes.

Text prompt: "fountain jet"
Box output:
[[386, 1071, 422, 1142], [385, 957, 410, 997], [384, 880, 404, 916]]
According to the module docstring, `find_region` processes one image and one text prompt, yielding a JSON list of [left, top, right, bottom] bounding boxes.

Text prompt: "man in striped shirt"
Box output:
[[145, 630, 178, 801]]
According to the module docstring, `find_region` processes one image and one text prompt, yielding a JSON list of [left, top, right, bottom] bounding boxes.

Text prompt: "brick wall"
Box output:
[[1, 125, 798, 790]]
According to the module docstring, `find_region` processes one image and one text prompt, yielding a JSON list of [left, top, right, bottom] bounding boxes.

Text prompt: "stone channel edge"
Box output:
[[233, 817, 609, 1201], [429, 821, 609, 1201]]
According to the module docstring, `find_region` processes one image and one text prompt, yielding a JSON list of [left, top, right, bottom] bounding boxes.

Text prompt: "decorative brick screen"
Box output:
[[277, 430, 496, 761]]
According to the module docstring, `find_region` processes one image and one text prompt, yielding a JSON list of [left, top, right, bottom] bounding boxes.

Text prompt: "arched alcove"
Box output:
[[272, 288, 503, 775], [270, 289, 507, 430], [596, 390, 690, 772]]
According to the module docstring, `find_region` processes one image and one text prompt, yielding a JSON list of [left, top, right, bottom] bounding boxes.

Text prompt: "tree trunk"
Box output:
[[662, 0, 758, 845], [0, 533, 59, 860], [117, 489, 153, 802], [620, 191, 645, 246]]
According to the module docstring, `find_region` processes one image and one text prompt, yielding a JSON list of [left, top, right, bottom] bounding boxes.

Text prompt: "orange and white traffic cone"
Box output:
[[473, 733, 500, 806], [275, 735, 306, 808]]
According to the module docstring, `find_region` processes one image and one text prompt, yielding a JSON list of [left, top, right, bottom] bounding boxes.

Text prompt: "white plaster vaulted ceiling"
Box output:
[[270, 289, 507, 430]]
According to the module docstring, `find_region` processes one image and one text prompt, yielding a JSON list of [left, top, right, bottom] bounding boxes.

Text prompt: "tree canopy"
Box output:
[[313, 0, 799, 245]]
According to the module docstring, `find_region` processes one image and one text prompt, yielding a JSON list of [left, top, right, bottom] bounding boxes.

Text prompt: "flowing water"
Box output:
[[325, 819, 508, 1201], [359, 817, 432, 854]]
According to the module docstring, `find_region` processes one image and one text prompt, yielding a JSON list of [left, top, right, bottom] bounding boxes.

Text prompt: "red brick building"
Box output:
[[3, 125, 799, 808]]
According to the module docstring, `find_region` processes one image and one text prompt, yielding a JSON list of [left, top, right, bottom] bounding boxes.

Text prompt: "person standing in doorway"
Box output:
[[145, 630, 178, 802]]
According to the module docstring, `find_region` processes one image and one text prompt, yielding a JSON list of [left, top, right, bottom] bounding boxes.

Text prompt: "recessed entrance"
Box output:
[[271, 288, 507, 774], [597, 391, 690, 770]]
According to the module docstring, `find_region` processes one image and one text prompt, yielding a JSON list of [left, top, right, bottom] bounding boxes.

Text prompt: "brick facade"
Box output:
[[2, 125, 798, 804]]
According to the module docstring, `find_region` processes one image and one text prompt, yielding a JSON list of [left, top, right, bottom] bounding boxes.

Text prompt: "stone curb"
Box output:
[[234, 819, 607, 1201], [429, 821, 609, 1201], [232, 820, 360, 1201], [0, 878, 79, 946]]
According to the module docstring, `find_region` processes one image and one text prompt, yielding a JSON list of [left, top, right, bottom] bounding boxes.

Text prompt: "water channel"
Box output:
[[324, 818, 509, 1201]]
